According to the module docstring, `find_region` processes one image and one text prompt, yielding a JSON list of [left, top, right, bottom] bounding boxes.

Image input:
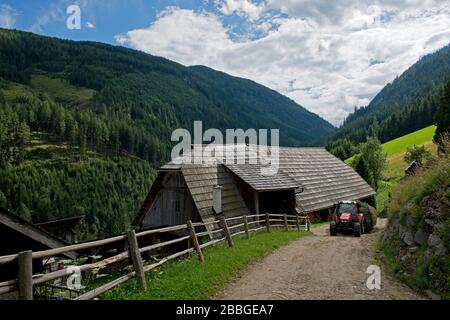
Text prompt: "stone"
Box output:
[[427, 233, 447, 255], [414, 228, 429, 245], [421, 194, 444, 223], [403, 230, 415, 246], [406, 215, 414, 228]]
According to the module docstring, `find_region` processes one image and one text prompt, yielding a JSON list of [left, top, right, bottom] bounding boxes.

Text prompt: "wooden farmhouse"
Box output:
[[133, 145, 375, 234]]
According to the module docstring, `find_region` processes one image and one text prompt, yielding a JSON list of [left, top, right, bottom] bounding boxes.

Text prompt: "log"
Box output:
[[76, 272, 135, 300], [139, 236, 190, 254], [266, 213, 271, 232], [220, 216, 234, 247], [143, 248, 194, 272], [243, 215, 250, 239], [199, 237, 226, 249], [126, 230, 147, 291], [18, 251, 33, 300], [135, 224, 188, 238], [187, 220, 204, 263]]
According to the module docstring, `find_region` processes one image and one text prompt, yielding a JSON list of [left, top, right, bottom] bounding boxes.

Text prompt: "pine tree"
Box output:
[[434, 79, 450, 147], [17, 202, 32, 222]]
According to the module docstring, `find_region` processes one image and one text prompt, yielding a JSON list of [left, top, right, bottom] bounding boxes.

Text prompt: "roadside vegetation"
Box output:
[[376, 139, 449, 299], [102, 230, 311, 300], [347, 125, 438, 216]]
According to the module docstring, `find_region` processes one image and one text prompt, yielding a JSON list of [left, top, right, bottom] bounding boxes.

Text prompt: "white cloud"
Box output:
[[216, 0, 264, 21], [86, 21, 95, 29], [0, 5, 18, 29], [116, 1, 450, 126]]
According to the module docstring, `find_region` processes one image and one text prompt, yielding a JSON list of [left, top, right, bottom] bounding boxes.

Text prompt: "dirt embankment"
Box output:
[[218, 220, 424, 300]]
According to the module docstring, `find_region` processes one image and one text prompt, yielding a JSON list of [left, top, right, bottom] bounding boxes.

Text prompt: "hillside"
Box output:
[[382, 125, 437, 181], [382, 125, 437, 157], [378, 141, 449, 299], [0, 135, 155, 240], [325, 44, 450, 159], [345, 126, 438, 213], [0, 28, 335, 165]]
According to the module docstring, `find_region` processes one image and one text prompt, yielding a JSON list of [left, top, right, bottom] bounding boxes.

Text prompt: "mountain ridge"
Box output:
[[0, 28, 335, 165]]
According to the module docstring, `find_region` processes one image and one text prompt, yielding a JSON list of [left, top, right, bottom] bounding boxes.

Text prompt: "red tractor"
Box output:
[[330, 201, 367, 237]]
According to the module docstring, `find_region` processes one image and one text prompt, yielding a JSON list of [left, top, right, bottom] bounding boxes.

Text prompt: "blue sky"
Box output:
[[0, 1, 202, 43], [1, 0, 450, 125]]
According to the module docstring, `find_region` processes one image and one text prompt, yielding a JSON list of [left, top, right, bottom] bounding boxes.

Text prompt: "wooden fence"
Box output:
[[0, 213, 310, 300]]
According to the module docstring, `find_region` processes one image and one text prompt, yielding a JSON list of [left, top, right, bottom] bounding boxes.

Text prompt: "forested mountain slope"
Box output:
[[0, 28, 334, 165], [325, 44, 450, 159]]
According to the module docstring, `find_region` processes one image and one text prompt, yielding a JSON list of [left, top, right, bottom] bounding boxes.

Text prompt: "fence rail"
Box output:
[[0, 213, 310, 300]]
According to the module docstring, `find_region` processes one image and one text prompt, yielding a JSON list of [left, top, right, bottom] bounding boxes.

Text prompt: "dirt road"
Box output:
[[218, 219, 424, 300]]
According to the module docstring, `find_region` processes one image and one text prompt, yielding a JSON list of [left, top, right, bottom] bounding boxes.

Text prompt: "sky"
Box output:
[[1, 1, 450, 126]]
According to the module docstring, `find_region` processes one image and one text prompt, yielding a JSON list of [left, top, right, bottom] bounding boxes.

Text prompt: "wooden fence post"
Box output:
[[243, 215, 250, 239], [220, 216, 234, 247], [296, 215, 300, 232], [18, 250, 33, 300], [307, 216, 311, 231], [126, 230, 147, 291], [283, 213, 288, 231], [187, 220, 204, 262], [265, 213, 271, 232]]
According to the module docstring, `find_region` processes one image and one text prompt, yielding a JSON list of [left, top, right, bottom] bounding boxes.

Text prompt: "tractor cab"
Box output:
[[330, 201, 364, 237]]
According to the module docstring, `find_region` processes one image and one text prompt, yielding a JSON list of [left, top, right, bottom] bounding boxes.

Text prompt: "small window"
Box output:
[[175, 200, 181, 212]]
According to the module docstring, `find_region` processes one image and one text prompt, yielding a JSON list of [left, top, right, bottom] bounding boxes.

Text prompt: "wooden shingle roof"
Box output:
[[225, 163, 299, 191], [182, 163, 250, 232], [276, 147, 375, 213]]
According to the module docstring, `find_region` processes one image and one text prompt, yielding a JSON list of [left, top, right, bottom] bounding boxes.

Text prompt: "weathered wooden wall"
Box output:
[[142, 172, 199, 228]]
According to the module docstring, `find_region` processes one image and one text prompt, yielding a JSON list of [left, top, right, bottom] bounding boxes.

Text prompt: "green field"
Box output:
[[382, 125, 436, 156]]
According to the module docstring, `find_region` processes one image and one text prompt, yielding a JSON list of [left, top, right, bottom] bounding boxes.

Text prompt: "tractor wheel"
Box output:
[[330, 222, 337, 236], [353, 222, 361, 237]]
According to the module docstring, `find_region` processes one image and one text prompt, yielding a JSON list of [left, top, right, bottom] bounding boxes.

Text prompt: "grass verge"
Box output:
[[102, 230, 311, 300]]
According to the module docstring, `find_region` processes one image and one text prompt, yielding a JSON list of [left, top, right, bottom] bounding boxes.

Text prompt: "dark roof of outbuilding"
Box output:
[[0, 207, 77, 259]]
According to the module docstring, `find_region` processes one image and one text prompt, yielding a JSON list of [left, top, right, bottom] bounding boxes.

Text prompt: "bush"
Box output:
[[404, 145, 431, 167]]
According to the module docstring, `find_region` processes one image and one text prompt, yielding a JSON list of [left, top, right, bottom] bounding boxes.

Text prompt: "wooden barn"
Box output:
[[0, 207, 76, 284], [133, 145, 375, 233]]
